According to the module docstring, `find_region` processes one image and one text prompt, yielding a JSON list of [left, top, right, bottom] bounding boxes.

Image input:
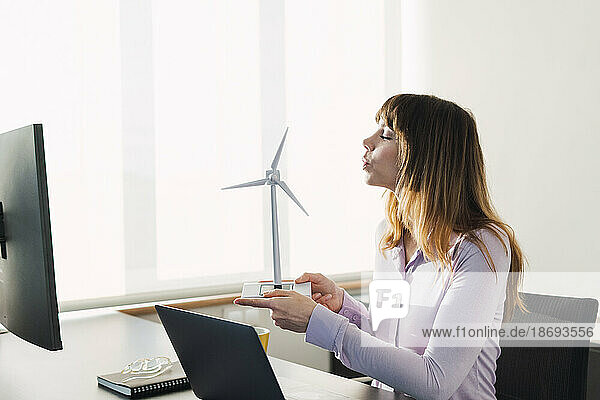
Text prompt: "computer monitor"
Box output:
[[0, 124, 62, 351]]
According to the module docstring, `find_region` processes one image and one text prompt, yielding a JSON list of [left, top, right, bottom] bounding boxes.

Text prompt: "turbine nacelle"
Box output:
[[265, 169, 280, 184]]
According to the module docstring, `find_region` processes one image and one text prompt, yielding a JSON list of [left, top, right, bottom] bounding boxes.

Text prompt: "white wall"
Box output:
[[396, 1, 600, 303]]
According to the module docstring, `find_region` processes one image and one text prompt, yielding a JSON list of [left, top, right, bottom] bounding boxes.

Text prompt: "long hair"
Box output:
[[375, 94, 526, 320]]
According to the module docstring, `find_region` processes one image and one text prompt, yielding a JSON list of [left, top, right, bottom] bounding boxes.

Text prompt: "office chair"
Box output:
[[495, 292, 599, 400]]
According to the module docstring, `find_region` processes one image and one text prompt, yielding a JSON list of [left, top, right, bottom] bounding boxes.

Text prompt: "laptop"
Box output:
[[156, 304, 352, 400]]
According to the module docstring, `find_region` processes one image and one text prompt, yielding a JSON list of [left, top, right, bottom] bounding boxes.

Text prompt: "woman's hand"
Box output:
[[233, 290, 317, 333], [295, 272, 344, 313]]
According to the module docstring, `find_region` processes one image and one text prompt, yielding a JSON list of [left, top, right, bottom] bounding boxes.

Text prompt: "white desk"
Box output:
[[0, 309, 410, 399]]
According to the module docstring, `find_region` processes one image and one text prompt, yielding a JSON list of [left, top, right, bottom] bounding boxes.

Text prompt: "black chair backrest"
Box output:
[[495, 292, 598, 400]]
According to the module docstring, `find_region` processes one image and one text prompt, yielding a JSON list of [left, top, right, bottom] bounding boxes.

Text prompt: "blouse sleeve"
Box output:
[[337, 289, 373, 333], [305, 230, 510, 400]]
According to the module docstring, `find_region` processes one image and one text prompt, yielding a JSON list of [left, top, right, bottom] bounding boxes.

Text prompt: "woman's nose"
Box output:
[[363, 138, 372, 151]]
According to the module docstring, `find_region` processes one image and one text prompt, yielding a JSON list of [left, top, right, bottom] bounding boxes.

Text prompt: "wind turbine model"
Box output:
[[221, 127, 312, 298]]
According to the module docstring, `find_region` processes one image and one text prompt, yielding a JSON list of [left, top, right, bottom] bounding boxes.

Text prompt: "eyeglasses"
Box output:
[[120, 356, 173, 382]]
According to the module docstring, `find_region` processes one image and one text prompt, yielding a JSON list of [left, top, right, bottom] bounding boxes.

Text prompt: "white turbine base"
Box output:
[[240, 281, 312, 298]]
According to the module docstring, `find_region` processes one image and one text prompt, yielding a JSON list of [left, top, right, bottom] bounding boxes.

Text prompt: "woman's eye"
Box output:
[[380, 135, 393, 141]]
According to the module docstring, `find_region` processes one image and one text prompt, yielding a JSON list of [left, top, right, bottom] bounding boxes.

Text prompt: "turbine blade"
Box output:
[[270, 126, 289, 170], [276, 180, 308, 216], [221, 178, 268, 190]]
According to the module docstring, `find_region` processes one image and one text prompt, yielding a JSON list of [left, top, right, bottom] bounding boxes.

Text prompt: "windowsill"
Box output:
[[118, 280, 366, 316], [59, 272, 372, 313]]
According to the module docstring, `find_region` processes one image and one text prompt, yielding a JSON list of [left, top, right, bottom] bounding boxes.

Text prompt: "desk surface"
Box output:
[[0, 309, 410, 399]]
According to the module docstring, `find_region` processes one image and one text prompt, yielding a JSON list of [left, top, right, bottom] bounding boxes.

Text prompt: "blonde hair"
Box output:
[[375, 94, 526, 320]]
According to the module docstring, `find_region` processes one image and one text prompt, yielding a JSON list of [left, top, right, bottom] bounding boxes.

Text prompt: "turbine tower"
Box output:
[[222, 127, 308, 289]]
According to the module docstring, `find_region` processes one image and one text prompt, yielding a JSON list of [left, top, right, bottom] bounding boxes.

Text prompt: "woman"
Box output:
[[234, 94, 526, 400]]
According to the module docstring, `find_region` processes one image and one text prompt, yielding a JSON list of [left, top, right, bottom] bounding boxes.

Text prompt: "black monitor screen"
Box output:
[[0, 124, 62, 351]]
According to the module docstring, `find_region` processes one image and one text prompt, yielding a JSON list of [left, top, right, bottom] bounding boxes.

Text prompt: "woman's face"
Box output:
[[362, 124, 399, 191]]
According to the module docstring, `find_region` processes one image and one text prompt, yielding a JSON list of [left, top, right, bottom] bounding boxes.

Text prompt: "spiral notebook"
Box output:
[[97, 361, 190, 398]]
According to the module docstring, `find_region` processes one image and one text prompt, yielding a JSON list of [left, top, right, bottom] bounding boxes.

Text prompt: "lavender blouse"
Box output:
[[305, 220, 510, 400]]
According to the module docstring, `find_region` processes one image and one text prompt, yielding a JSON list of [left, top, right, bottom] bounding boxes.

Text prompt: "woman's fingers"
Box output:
[[295, 273, 310, 284], [308, 291, 334, 309], [295, 272, 325, 284], [233, 297, 274, 309], [262, 289, 293, 298], [315, 294, 332, 305], [295, 272, 318, 284], [296, 273, 334, 294]]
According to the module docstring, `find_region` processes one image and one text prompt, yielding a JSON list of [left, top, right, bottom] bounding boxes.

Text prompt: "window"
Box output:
[[0, 0, 393, 309]]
